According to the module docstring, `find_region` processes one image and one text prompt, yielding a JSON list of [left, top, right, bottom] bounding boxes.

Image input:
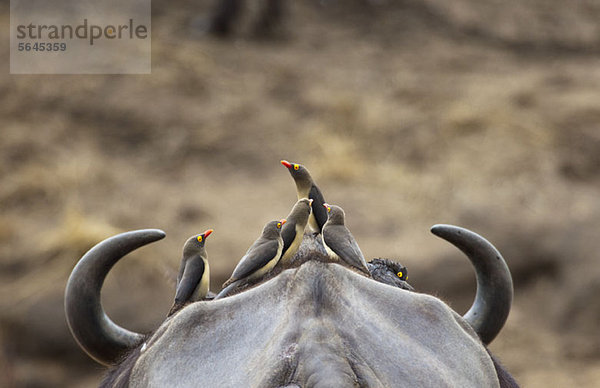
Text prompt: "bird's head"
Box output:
[[323, 203, 346, 220], [323, 203, 345, 224], [281, 160, 312, 184], [196, 229, 213, 245], [183, 229, 213, 256], [368, 258, 413, 291], [263, 219, 287, 238], [291, 198, 313, 218]]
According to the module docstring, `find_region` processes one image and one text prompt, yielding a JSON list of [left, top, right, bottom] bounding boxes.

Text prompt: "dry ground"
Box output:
[[1, 1, 600, 387]]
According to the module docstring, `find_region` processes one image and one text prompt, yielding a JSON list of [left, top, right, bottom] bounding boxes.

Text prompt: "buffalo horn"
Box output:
[[431, 224, 513, 345], [65, 229, 165, 365]]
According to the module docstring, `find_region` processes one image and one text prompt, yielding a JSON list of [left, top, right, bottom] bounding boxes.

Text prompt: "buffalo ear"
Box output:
[[100, 346, 143, 388], [486, 348, 520, 388]]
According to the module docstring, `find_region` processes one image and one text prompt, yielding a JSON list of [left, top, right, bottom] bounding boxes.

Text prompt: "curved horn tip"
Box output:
[[120, 228, 166, 241], [148, 228, 166, 237], [430, 224, 465, 239]]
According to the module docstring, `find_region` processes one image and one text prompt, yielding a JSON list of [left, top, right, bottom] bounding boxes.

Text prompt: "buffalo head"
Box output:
[[65, 224, 515, 387]]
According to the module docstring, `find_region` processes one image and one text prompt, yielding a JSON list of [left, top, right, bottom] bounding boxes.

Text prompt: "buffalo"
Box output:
[[65, 223, 518, 387]]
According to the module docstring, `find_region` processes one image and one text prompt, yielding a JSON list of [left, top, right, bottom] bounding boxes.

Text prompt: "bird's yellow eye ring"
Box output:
[[277, 222, 282, 228], [293, 164, 299, 170], [197, 236, 203, 242], [397, 271, 403, 278], [327, 206, 331, 212]]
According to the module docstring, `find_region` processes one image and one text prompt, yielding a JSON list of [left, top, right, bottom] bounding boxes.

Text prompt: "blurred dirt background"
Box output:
[[1, 0, 600, 386]]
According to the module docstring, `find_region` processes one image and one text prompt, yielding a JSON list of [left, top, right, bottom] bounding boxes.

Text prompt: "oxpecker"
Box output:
[[281, 160, 327, 233], [279, 198, 312, 265], [168, 229, 213, 317], [322, 204, 370, 275], [368, 258, 414, 291], [222, 219, 286, 290]]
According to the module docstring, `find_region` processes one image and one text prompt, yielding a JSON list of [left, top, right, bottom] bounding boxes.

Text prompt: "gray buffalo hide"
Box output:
[[130, 261, 499, 387]]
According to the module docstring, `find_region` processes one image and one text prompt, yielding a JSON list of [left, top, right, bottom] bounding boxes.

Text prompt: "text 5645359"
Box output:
[[18, 42, 67, 52]]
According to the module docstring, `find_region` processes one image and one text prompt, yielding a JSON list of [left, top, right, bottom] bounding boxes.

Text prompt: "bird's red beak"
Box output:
[[281, 160, 292, 169], [280, 219, 287, 225], [203, 229, 213, 238], [323, 203, 329, 209]]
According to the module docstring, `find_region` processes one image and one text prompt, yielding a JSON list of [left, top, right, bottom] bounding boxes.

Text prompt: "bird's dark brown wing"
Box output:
[[323, 225, 369, 273], [174, 256, 205, 303], [175, 256, 186, 288], [230, 238, 280, 281], [280, 220, 297, 255], [309, 185, 327, 231]]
